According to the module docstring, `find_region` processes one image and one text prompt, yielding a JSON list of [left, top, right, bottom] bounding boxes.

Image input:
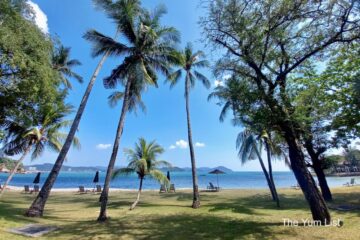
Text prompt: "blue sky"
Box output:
[[22, 0, 291, 171]]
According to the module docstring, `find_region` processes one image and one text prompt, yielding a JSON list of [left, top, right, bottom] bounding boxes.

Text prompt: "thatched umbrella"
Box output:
[[209, 169, 225, 189]]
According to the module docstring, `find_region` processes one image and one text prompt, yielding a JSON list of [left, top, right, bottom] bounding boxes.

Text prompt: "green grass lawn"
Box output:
[[0, 187, 359, 240]]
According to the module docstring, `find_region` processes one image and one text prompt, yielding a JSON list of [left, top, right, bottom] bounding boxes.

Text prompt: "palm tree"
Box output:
[[112, 138, 170, 210], [236, 129, 279, 206], [167, 43, 210, 208], [52, 45, 83, 90], [0, 103, 80, 197], [25, 0, 121, 217], [85, 3, 179, 221]]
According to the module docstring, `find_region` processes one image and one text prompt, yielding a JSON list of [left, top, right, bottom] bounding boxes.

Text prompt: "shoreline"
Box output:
[[3, 185, 357, 193]]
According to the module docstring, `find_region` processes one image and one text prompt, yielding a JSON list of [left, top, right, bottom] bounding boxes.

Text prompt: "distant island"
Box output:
[[24, 163, 234, 173]]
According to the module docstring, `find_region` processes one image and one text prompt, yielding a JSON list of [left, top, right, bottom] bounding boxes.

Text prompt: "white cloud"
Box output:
[[26, 1, 49, 34], [214, 80, 224, 87], [223, 74, 231, 80], [169, 140, 205, 149], [176, 139, 188, 149], [195, 142, 206, 148], [214, 74, 231, 87], [96, 144, 112, 150]]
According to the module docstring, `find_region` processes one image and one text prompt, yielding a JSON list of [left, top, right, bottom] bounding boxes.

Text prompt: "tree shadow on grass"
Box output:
[[51, 214, 294, 240], [0, 202, 38, 224]]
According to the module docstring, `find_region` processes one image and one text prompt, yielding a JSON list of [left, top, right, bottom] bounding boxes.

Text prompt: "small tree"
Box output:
[[112, 138, 170, 210], [0, 103, 80, 197]]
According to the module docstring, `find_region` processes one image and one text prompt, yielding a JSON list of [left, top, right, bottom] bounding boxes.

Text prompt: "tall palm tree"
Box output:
[[112, 138, 170, 210], [0, 103, 80, 197], [85, 3, 179, 221], [25, 0, 122, 217], [236, 129, 279, 206], [167, 43, 210, 208], [52, 45, 83, 90]]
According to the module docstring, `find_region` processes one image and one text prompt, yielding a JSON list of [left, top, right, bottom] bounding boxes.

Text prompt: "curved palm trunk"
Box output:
[[25, 39, 116, 217], [185, 74, 200, 209], [252, 143, 277, 203], [98, 78, 132, 222], [130, 177, 143, 210], [0, 144, 32, 197], [265, 142, 280, 207]]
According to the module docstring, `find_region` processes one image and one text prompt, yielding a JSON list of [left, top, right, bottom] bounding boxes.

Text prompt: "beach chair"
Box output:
[[169, 184, 176, 193], [24, 185, 31, 194], [78, 186, 88, 194], [344, 178, 356, 187], [94, 185, 102, 193], [33, 185, 40, 193], [207, 182, 219, 192], [159, 184, 166, 193]]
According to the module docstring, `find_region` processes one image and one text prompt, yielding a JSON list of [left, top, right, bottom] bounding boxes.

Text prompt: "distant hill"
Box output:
[[160, 166, 233, 173], [25, 164, 234, 173], [25, 164, 107, 172], [0, 157, 23, 172]]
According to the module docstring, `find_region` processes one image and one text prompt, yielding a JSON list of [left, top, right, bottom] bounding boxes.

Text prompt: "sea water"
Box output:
[[0, 171, 357, 190]]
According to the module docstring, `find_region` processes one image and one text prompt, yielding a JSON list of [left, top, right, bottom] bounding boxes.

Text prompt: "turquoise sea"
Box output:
[[0, 171, 358, 190]]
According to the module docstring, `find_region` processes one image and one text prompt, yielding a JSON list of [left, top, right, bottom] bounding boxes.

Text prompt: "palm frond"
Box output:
[[83, 30, 130, 58], [194, 70, 211, 89], [112, 167, 135, 179], [108, 91, 125, 108], [149, 169, 169, 185]]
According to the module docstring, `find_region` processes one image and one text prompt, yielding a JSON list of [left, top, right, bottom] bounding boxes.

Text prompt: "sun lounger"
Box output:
[[94, 185, 102, 193], [78, 186, 89, 193], [169, 184, 176, 193], [159, 184, 166, 193], [207, 182, 219, 192], [24, 185, 31, 193], [343, 178, 357, 187], [291, 183, 300, 190], [33, 185, 40, 193]]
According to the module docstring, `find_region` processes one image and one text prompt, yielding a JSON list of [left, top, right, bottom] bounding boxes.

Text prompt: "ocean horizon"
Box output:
[[1, 171, 357, 190]]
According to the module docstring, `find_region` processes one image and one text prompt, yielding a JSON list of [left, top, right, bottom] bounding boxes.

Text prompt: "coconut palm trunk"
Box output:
[[265, 142, 280, 207], [185, 74, 200, 208], [98, 78, 132, 222], [252, 142, 277, 203], [0, 144, 32, 197], [25, 43, 114, 217], [130, 177, 143, 210]]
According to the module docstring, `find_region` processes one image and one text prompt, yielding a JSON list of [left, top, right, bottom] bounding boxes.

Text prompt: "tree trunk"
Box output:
[[304, 140, 332, 201], [130, 177, 143, 210], [0, 144, 31, 197], [25, 40, 115, 217], [282, 125, 330, 224], [252, 143, 277, 203], [185, 73, 200, 209], [97, 78, 132, 222], [265, 142, 280, 207]]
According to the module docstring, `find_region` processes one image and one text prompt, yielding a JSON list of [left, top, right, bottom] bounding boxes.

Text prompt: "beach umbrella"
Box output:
[[93, 171, 99, 183], [167, 171, 171, 181], [33, 172, 41, 184], [209, 169, 225, 188]]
